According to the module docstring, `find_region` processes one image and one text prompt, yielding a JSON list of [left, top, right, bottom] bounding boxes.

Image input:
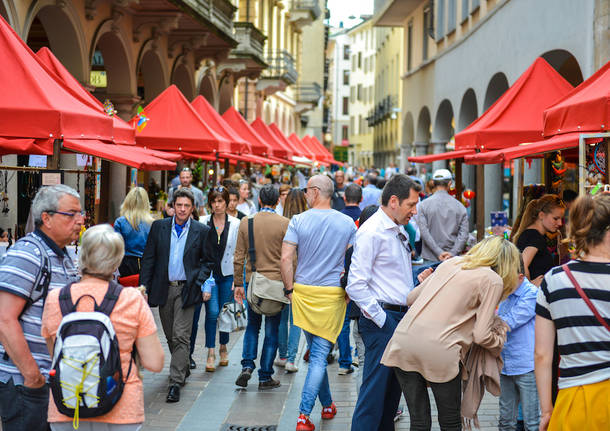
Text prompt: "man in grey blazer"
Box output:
[[140, 188, 215, 403]]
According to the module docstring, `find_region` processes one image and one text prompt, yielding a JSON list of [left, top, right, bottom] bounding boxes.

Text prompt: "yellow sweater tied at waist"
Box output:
[[291, 283, 347, 344]]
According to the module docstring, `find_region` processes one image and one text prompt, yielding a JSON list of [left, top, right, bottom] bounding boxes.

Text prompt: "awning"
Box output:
[[251, 118, 293, 159], [455, 58, 573, 151], [0, 18, 114, 142], [543, 60, 610, 138], [62, 139, 176, 170], [289, 133, 317, 160], [36, 47, 136, 146], [0, 137, 53, 155], [191, 96, 248, 153], [222, 107, 271, 156], [136, 148, 182, 161], [268, 123, 308, 160], [408, 149, 476, 163], [463, 132, 598, 165], [133, 85, 231, 153], [218, 152, 276, 165]]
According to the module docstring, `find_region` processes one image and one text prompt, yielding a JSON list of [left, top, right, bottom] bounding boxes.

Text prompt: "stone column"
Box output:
[[399, 143, 411, 173], [431, 141, 447, 171], [414, 141, 428, 177]]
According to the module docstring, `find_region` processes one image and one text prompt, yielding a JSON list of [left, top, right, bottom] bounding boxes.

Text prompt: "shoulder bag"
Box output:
[[245, 216, 290, 316], [563, 263, 610, 332]]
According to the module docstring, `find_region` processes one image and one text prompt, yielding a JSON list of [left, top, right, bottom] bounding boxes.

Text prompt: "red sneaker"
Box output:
[[321, 402, 337, 420], [296, 413, 315, 431]]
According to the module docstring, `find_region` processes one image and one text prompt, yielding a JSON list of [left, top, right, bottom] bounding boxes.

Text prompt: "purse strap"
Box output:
[[248, 216, 256, 273], [562, 263, 610, 332]]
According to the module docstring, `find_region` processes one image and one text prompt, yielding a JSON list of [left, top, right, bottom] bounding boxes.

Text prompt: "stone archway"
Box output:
[[432, 99, 454, 170], [0, 0, 17, 28], [458, 89, 478, 132], [199, 73, 218, 110], [24, 0, 88, 82], [137, 41, 168, 104], [217, 73, 234, 115], [415, 106, 431, 173], [172, 60, 195, 101], [541, 49, 584, 87], [483, 72, 509, 111]]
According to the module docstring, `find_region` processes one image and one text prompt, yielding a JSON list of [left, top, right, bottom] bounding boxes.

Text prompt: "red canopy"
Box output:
[[289, 133, 317, 160], [218, 152, 276, 165], [0, 16, 114, 142], [191, 96, 248, 154], [455, 58, 573, 151], [36, 47, 135, 146], [543, 60, 610, 137], [302, 135, 330, 162], [133, 85, 230, 153], [268, 123, 305, 159], [250, 118, 294, 159], [63, 139, 176, 170], [408, 149, 476, 163], [462, 132, 594, 165], [221, 107, 271, 156], [0, 138, 53, 156]]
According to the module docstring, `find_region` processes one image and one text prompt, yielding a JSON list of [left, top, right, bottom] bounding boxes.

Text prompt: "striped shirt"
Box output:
[[536, 260, 610, 389], [0, 230, 79, 384]]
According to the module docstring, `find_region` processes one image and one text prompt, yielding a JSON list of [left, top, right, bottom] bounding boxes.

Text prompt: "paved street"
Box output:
[[143, 309, 501, 431]]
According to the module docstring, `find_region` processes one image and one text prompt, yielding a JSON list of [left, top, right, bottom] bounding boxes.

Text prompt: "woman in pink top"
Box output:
[[42, 224, 164, 431], [381, 236, 520, 431]]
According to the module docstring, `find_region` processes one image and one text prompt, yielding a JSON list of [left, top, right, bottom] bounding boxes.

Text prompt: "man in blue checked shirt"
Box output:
[[497, 258, 540, 431]]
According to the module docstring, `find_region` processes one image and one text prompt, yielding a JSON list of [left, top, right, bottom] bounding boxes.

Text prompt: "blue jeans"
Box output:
[[499, 371, 540, 431], [277, 304, 301, 362], [201, 273, 234, 348], [299, 331, 333, 415], [241, 302, 281, 381], [337, 302, 352, 368]]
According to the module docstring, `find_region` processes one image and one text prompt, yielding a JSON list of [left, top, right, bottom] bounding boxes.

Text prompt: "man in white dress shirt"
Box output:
[[346, 174, 421, 431]]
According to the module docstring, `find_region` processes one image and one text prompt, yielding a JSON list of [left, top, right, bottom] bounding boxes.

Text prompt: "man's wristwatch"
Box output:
[[283, 287, 293, 296]]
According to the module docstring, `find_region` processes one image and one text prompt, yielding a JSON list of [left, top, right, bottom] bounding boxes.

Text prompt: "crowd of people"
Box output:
[[0, 162, 608, 431]]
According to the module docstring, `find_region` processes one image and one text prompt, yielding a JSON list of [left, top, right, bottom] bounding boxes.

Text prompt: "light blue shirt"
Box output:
[[284, 208, 356, 286], [497, 278, 538, 375], [168, 217, 191, 282], [359, 184, 382, 210]]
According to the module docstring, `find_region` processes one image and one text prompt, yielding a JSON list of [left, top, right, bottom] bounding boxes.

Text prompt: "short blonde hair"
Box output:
[[120, 187, 154, 230], [461, 236, 520, 299], [79, 224, 125, 280]]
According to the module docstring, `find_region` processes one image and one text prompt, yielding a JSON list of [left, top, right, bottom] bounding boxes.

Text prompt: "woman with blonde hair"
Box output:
[[381, 236, 520, 431], [535, 193, 610, 431], [512, 194, 565, 285], [114, 187, 154, 277], [42, 224, 164, 430]]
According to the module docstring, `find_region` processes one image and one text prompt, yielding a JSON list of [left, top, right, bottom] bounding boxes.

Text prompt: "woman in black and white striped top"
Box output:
[[534, 193, 610, 431]]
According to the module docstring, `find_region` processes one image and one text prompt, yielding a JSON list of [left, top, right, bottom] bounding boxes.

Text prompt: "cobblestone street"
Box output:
[[143, 309, 501, 431]]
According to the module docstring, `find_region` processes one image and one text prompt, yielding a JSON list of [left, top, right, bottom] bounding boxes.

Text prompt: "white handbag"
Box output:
[[218, 301, 247, 333]]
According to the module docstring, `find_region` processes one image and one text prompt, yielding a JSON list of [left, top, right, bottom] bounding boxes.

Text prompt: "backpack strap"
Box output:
[[248, 216, 256, 273], [19, 236, 52, 306], [97, 280, 123, 316], [58, 283, 75, 316]]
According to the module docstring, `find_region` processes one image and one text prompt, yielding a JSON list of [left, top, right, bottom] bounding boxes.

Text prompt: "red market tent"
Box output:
[[302, 135, 330, 162], [0, 16, 114, 146], [289, 133, 317, 160], [251, 118, 294, 160], [36, 47, 135, 146], [543, 60, 610, 138], [305, 135, 345, 165], [221, 107, 271, 156], [63, 139, 176, 171], [134, 85, 231, 154], [268, 123, 307, 159], [455, 58, 573, 151], [408, 149, 476, 163], [191, 96, 248, 154]]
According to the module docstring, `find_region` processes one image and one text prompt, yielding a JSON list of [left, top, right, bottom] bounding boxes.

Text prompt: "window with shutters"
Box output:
[[342, 125, 349, 140], [358, 52, 362, 69], [343, 70, 350, 86], [447, 0, 456, 34], [461, 0, 469, 23], [436, 0, 445, 40], [357, 84, 362, 101], [344, 45, 350, 60], [407, 20, 413, 71], [342, 97, 349, 115]]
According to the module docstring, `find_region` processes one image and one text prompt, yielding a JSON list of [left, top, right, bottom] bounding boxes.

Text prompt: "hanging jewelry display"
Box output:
[[1, 171, 9, 214], [84, 169, 96, 228]]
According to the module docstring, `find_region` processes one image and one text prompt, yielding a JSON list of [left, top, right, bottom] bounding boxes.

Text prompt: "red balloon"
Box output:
[[463, 189, 475, 200]]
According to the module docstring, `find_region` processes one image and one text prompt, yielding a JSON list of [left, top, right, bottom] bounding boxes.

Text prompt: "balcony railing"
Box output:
[[232, 22, 266, 63], [291, 0, 321, 20], [366, 95, 398, 127], [296, 82, 322, 104], [260, 50, 298, 85]]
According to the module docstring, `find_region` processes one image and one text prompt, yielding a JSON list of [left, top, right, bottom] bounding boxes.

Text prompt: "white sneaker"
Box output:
[[285, 361, 298, 373], [274, 357, 287, 367]]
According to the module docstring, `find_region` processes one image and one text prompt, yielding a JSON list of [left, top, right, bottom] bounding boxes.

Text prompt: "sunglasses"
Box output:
[[303, 186, 320, 194]]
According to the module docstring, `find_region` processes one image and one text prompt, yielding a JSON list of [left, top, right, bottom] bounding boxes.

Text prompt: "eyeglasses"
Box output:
[[47, 210, 86, 219], [181, 167, 192, 173], [213, 186, 225, 193], [303, 186, 320, 194], [396, 232, 412, 253]]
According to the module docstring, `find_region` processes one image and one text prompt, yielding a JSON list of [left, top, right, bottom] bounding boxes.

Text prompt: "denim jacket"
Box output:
[[497, 278, 538, 375]]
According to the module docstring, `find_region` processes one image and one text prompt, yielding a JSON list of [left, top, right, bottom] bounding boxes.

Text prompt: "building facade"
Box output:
[[346, 17, 375, 168], [327, 27, 350, 157], [375, 0, 600, 224]]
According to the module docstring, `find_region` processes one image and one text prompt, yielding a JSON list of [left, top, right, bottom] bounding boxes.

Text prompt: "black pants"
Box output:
[[0, 379, 50, 431], [395, 368, 462, 431], [119, 255, 141, 277]]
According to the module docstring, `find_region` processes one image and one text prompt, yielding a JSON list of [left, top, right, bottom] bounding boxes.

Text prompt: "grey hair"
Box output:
[[79, 224, 125, 280], [310, 174, 334, 199], [32, 185, 80, 227]]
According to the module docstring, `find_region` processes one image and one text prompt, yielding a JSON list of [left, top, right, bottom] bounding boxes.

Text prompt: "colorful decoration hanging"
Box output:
[[134, 106, 149, 132], [550, 151, 566, 192], [463, 189, 475, 200], [102, 99, 116, 117], [586, 143, 607, 189]]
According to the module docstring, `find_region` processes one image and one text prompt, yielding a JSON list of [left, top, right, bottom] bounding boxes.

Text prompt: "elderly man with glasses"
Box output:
[[0, 185, 82, 431]]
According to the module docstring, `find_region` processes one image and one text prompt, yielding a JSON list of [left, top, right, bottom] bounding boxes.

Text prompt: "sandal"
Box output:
[[219, 345, 229, 367], [206, 353, 216, 372]]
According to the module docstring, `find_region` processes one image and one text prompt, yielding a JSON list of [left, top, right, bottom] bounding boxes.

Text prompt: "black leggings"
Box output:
[[395, 368, 462, 431]]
